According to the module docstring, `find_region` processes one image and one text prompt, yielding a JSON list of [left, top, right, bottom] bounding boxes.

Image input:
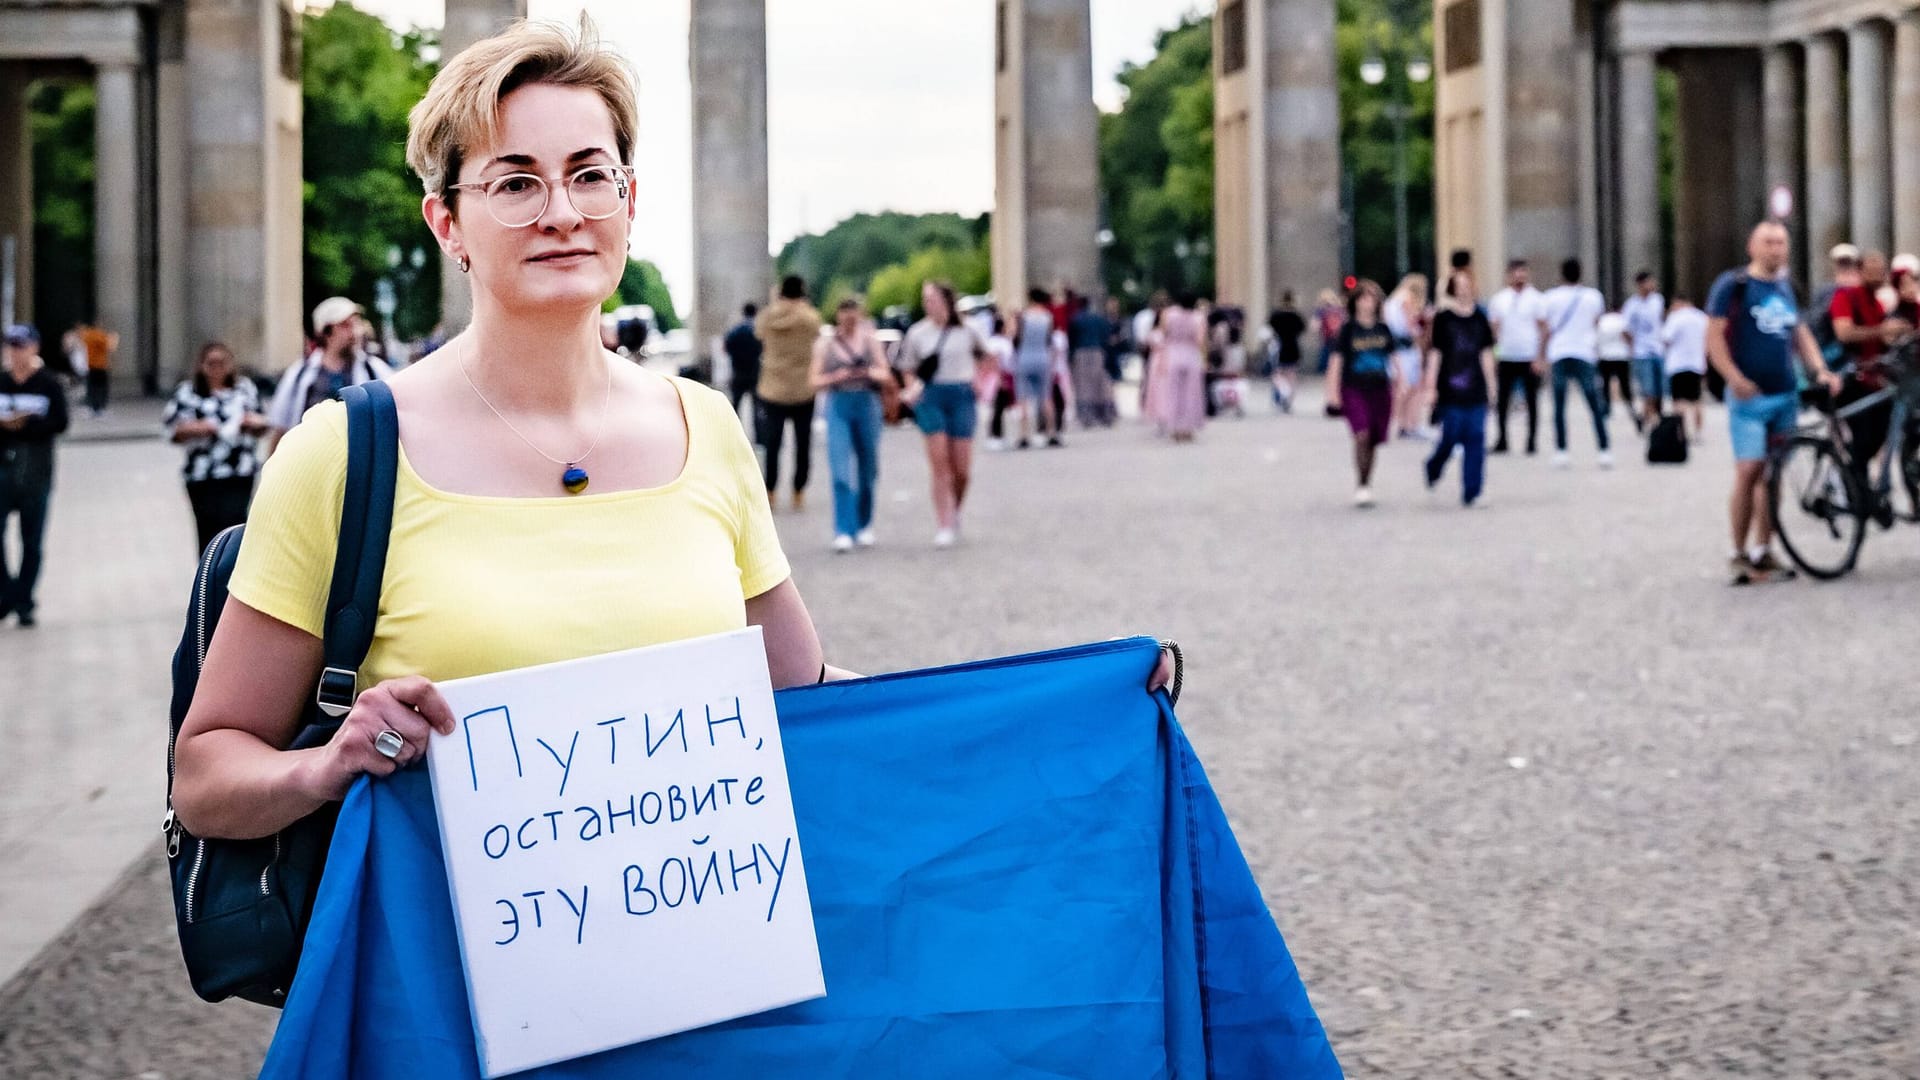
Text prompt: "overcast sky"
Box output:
[[320, 0, 1201, 306]]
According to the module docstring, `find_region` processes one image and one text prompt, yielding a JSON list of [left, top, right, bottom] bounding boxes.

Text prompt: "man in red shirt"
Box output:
[[1830, 250, 1910, 509]]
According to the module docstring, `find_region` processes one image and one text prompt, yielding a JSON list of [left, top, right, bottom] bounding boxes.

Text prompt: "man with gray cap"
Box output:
[[266, 296, 391, 451], [0, 324, 70, 626]]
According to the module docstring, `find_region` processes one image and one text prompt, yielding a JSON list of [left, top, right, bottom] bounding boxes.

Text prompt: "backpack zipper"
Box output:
[[183, 838, 207, 923], [260, 834, 279, 897]]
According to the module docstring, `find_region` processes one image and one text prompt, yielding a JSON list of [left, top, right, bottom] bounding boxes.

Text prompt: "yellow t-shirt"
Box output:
[[228, 376, 790, 691]]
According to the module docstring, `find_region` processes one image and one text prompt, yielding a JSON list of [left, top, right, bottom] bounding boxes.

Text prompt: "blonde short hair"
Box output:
[[405, 15, 637, 202]]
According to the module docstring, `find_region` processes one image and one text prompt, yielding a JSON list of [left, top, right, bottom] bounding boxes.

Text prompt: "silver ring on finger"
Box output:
[[373, 728, 406, 760]]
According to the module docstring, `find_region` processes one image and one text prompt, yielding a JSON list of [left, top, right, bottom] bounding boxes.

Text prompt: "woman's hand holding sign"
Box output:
[[309, 676, 458, 800]]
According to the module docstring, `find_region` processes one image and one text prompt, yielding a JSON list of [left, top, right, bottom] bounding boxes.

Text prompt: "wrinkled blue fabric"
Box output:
[[261, 637, 1342, 1079]]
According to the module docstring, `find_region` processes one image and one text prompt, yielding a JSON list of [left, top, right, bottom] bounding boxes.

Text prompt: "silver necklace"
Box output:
[[456, 345, 614, 494]]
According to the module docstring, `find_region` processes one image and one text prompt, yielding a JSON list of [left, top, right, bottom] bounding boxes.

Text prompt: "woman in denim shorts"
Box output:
[[904, 281, 988, 547]]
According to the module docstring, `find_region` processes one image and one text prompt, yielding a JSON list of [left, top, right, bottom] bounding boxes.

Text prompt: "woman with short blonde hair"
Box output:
[[171, 17, 843, 840]]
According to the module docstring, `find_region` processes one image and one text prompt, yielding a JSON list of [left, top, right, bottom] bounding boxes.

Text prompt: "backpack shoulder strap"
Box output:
[[314, 381, 399, 720]]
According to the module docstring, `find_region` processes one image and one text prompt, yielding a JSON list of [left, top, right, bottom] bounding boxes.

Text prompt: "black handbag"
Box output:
[[163, 381, 398, 1006]]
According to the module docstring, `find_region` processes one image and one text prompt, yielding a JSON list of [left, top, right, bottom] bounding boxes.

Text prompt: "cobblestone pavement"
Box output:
[[4, 381, 1920, 1077]]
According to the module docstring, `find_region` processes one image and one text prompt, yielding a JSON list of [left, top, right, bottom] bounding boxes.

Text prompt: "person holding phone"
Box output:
[[0, 324, 69, 627]]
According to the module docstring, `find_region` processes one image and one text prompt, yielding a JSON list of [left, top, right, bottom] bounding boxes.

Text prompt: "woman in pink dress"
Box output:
[[1157, 292, 1208, 442]]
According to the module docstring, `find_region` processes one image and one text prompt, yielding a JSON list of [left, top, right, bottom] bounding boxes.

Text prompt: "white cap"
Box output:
[[1829, 243, 1862, 264], [311, 296, 364, 336], [1893, 253, 1920, 277]]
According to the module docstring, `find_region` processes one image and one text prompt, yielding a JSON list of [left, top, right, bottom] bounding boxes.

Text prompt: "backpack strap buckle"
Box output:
[[316, 666, 358, 718]]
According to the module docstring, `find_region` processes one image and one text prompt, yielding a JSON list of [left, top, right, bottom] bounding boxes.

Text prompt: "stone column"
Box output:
[[1502, 3, 1581, 272], [1804, 32, 1848, 282], [690, 0, 769, 377], [1763, 43, 1804, 281], [1894, 12, 1920, 256], [1848, 20, 1892, 256], [0, 68, 34, 330], [94, 61, 142, 382], [439, 0, 528, 334], [1263, 0, 1340, 311], [992, 0, 1099, 306], [1616, 50, 1661, 285]]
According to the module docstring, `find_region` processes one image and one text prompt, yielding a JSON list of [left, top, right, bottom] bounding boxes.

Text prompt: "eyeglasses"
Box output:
[[446, 164, 635, 229]]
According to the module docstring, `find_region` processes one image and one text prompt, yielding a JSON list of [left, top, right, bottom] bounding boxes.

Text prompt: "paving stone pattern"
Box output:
[[3, 385, 1918, 1077]]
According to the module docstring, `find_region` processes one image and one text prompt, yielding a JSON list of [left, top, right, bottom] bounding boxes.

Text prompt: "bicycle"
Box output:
[[1769, 342, 1920, 579]]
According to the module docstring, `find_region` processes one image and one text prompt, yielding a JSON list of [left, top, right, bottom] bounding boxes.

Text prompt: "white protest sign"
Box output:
[[424, 627, 823, 1078]]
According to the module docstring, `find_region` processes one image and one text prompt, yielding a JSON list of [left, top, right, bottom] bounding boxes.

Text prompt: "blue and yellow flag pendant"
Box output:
[[562, 465, 590, 495]]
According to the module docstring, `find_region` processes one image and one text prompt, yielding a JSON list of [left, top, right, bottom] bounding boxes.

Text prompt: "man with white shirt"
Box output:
[[1536, 257, 1612, 468], [1659, 292, 1709, 438], [1486, 260, 1545, 454], [1620, 271, 1667, 432]]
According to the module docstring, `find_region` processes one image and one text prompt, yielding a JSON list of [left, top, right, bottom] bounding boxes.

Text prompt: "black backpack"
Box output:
[[1646, 413, 1689, 465], [163, 381, 398, 1006]]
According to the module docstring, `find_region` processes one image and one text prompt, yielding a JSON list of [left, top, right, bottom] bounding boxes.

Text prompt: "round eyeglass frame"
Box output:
[[445, 164, 636, 229]]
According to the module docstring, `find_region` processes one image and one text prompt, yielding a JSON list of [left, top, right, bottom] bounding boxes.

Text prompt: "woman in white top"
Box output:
[[1594, 308, 1635, 430], [1384, 273, 1429, 438]]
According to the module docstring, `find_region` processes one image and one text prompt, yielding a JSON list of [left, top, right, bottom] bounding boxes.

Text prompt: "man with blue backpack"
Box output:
[[1705, 221, 1844, 585]]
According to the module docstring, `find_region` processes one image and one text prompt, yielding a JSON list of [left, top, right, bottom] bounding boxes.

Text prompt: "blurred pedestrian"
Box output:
[[1156, 291, 1208, 443], [812, 296, 891, 553], [1068, 294, 1115, 426], [1488, 260, 1545, 454], [164, 342, 270, 552], [75, 319, 118, 416], [268, 297, 391, 450], [723, 302, 762, 420], [1312, 288, 1345, 374], [1385, 274, 1429, 438], [1537, 258, 1611, 469], [1423, 270, 1496, 507], [1596, 304, 1635, 430], [1659, 293, 1709, 438], [1328, 282, 1396, 507], [1267, 291, 1306, 413], [755, 275, 824, 510], [904, 281, 988, 546], [0, 324, 68, 626], [1622, 271, 1667, 433], [1012, 289, 1062, 448]]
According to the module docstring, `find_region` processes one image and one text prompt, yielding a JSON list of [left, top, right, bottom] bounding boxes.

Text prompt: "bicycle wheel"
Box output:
[[1771, 435, 1867, 579]]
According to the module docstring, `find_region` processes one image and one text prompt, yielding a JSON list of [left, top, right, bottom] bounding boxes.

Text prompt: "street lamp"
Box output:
[[1359, 37, 1430, 279]]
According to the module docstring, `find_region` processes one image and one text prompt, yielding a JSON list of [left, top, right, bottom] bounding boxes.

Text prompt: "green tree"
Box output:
[[602, 258, 681, 328], [1099, 15, 1215, 301], [302, 3, 441, 339], [863, 239, 991, 318], [776, 212, 987, 301], [27, 80, 95, 336]]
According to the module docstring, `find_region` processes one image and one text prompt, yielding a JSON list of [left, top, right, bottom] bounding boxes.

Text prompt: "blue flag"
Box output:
[[262, 637, 1341, 1078]]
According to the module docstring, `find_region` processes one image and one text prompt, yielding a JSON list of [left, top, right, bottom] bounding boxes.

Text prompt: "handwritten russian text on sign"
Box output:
[[425, 628, 823, 1078]]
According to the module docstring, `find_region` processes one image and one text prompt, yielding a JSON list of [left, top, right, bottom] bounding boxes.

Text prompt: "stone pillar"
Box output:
[[1804, 32, 1848, 283], [1615, 50, 1661, 286], [1502, 2, 1581, 272], [94, 61, 142, 386], [992, 0, 1099, 307], [1263, 0, 1340, 311], [690, 0, 769, 376], [439, 0, 528, 334], [156, 2, 189, 390], [1763, 43, 1805, 283], [1847, 20, 1892, 256], [185, 0, 303, 378], [1893, 12, 1920, 256], [1671, 51, 1765, 303], [0, 68, 34, 330]]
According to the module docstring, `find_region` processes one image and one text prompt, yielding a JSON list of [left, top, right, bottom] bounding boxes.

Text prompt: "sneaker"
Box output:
[[1729, 554, 1766, 586], [985, 437, 1006, 452], [791, 491, 806, 512], [855, 528, 877, 547], [933, 528, 957, 548], [15, 610, 35, 628], [1597, 450, 1615, 470], [1551, 451, 1571, 469], [1017, 438, 1032, 450], [831, 534, 854, 554], [1748, 550, 1798, 580], [1047, 435, 1065, 448], [1465, 497, 1487, 510], [1491, 442, 1510, 455], [1353, 486, 1375, 508]]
